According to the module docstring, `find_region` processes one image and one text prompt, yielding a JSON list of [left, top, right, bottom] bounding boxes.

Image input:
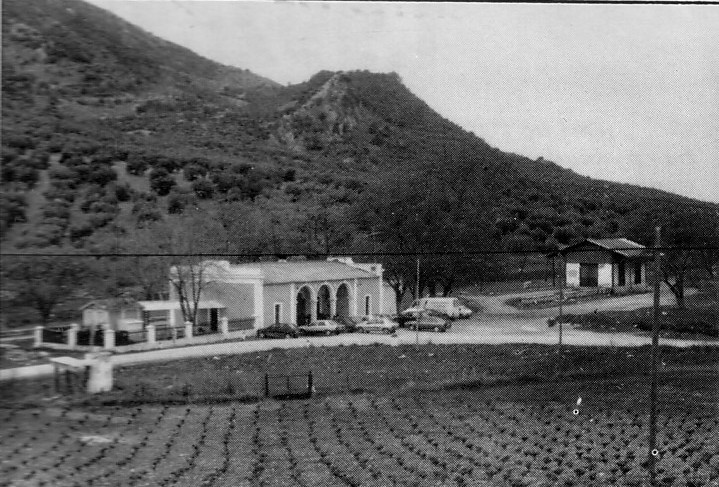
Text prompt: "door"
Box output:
[[579, 263, 599, 287], [210, 308, 218, 332], [618, 261, 626, 286]]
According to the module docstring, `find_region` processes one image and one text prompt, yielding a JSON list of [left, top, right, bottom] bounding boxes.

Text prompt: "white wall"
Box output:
[[598, 263, 612, 287], [566, 263, 580, 287], [383, 283, 397, 315]]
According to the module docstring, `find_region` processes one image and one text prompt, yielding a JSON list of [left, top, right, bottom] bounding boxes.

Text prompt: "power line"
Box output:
[[0, 247, 716, 258]]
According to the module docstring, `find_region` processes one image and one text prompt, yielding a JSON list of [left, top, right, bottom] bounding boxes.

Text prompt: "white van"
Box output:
[[411, 297, 472, 319]]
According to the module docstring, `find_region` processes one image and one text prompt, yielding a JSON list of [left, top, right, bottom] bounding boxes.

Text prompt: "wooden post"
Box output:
[[308, 370, 313, 396], [649, 226, 661, 487], [558, 255, 565, 352], [264, 373, 269, 397], [415, 257, 421, 348]]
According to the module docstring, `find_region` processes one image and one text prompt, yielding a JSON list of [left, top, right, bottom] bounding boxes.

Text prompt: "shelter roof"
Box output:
[[557, 237, 649, 259]]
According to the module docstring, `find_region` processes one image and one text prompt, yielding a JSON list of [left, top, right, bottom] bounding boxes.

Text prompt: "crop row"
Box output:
[[0, 391, 717, 487]]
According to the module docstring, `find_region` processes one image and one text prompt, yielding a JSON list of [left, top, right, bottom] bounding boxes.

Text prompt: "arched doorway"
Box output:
[[317, 284, 332, 319], [336, 283, 350, 318], [296, 286, 312, 326]]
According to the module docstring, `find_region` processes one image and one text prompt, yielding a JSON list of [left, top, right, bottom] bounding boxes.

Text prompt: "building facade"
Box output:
[[159, 257, 392, 330], [558, 238, 650, 289]]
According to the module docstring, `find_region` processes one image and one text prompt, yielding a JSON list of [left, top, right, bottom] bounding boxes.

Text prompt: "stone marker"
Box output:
[[86, 351, 113, 393]]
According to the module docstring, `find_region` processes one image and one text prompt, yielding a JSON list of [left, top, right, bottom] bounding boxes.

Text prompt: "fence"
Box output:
[[30, 317, 252, 353], [41, 327, 68, 344], [264, 371, 314, 399], [76, 328, 105, 347]]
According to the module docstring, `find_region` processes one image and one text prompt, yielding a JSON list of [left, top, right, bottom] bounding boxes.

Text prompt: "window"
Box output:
[[364, 295, 371, 316], [274, 303, 282, 324], [634, 262, 642, 284]]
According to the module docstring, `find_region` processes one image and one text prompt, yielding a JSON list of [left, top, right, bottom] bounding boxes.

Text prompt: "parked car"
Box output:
[[355, 316, 398, 334], [407, 315, 451, 332], [298, 319, 341, 336], [411, 297, 472, 319], [456, 305, 473, 318], [257, 323, 300, 339], [333, 315, 361, 333], [396, 307, 448, 327]]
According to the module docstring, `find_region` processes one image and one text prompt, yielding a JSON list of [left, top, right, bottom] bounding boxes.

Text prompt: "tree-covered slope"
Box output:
[[1, 0, 717, 257]]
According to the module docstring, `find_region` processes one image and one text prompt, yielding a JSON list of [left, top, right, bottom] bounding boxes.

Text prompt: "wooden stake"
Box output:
[[649, 226, 661, 486]]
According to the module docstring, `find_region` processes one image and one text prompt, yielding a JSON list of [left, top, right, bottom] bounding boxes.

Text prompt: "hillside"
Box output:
[[2, 0, 717, 261]]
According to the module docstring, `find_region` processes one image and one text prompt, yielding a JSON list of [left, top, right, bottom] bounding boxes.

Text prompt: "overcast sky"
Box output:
[[89, 1, 719, 203]]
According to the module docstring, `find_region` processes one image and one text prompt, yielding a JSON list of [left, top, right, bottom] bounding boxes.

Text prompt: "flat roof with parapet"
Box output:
[[230, 260, 378, 284]]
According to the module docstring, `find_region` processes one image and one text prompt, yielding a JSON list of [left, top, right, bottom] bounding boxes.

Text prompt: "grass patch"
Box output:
[[560, 289, 718, 338], [2, 343, 716, 407]]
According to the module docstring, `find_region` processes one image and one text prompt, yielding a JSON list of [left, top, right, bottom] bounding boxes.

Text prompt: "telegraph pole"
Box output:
[[648, 226, 661, 486], [415, 256, 420, 347], [558, 255, 564, 352]]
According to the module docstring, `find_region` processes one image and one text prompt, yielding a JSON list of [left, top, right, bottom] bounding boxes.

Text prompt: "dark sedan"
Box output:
[[407, 315, 451, 332], [256, 323, 300, 339], [395, 308, 448, 327]]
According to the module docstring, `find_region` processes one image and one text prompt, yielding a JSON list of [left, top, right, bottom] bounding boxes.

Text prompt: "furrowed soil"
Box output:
[[1, 344, 717, 487]]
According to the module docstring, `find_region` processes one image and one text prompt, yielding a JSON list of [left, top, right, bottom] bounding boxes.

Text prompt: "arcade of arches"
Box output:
[[295, 282, 352, 326]]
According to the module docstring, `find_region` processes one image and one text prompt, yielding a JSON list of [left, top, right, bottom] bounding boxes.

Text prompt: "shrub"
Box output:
[[0, 192, 27, 233], [126, 153, 149, 175], [210, 171, 241, 193], [166, 189, 197, 214], [69, 222, 95, 242], [133, 201, 162, 225], [636, 308, 719, 337], [192, 179, 215, 199], [5, 135, 35, 150], [183, 163, 206, 182], [149, 168, 176, 196]]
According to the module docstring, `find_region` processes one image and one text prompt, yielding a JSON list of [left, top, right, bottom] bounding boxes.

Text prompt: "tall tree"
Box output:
[[623, 204, 719, 308], [2, 254, 91, 325]]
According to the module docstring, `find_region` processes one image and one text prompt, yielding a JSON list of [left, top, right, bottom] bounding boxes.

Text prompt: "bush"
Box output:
[[636, 308, 719, 337], [110, 182, 132, 202], [87, 165, 117, 186], [133, 201, 162, 225], [155, 156, 180, 173], [149, 168, 176, 196], [5, 135, 36, 151], [210, 171, 240, 193], [126, 153, 149, 175], [0, 192, 27, 233], [69, 222, 95, 242], [166, 189, 197, 214], [1, 162, 39, 186], [192, 179, 215, 199], [183, 163, 206, 182]]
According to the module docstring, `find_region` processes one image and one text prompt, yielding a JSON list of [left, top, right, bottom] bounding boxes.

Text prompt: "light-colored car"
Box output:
[[355, 316, 398, 334], [456, 305, 473, 318], [298, 319, 341, 336]]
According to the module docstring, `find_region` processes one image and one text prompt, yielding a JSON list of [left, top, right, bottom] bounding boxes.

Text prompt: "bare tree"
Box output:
[[140, 210, 228, 324]]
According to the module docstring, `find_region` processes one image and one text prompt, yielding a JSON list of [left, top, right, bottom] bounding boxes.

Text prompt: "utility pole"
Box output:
[[415, 256, 421, 347], [558, 255, 564, 352], [648, 226, 662, 487]]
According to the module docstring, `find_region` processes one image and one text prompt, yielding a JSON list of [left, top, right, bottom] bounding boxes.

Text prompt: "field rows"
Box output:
[[1, 391, 717, 487]]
